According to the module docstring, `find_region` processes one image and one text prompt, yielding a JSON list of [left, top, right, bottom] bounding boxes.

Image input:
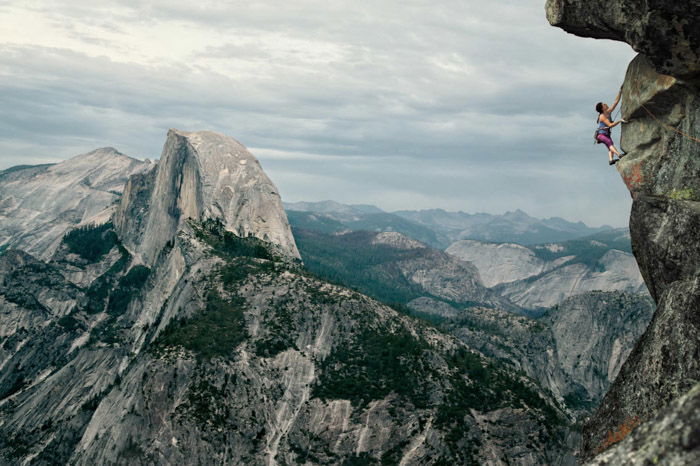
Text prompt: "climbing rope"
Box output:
[[639, 103, 700, 144], [612, 106, 621, 121]]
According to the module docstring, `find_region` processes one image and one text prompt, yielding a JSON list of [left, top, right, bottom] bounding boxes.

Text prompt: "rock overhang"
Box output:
[[546, 0, 700, 81]]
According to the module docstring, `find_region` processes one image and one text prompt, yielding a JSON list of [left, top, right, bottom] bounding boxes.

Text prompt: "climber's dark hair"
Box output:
[[596, 102, 604, 114]]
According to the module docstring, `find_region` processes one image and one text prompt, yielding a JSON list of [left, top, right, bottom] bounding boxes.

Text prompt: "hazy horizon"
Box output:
[[0, 1, 636, 227], [283, 198, 621, 229]]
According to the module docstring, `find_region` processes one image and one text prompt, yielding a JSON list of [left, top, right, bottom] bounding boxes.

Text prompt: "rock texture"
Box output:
[[115, 129, 299, 265], [371, 231, 426, 250], [546, 0, 700, 80], [0, 148, 151, 260], [547, 0, 700, 461], [585, 382, 700, 466], [496, 250, 646, 309], [414, 292, 654, 421], [590, 211, 700, 451], [615, 56, 697, 199], [446, 240, 557, 287], [446, 235, 646, 309], [0, 232, 571, 464], [0, 130, 574, 465]]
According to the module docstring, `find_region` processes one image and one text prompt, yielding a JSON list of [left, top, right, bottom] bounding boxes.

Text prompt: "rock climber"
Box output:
[[595, 86, 627, 165]]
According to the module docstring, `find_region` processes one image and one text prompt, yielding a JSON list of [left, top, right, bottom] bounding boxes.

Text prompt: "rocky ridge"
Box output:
[[0, 148, 151, 260], [291, 228, 519, 313], [408, 291, 654, 423], [445, 231, 646, 309], [0, 130, 573, 465], [547, 0, 700, 461], [495, 250, 646, 309], [446, 240, 570, 288]]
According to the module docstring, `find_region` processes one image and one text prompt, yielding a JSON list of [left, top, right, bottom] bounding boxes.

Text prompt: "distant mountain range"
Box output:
[[284, 200, 614, 247], [287, 200, 645, 312]]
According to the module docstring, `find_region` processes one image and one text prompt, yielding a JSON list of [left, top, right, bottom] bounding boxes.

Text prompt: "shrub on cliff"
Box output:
[[63, 222, 118, 261]]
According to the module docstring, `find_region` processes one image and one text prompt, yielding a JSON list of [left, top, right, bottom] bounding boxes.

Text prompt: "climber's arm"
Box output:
[[599, 115, 620, 128], [609, 86, 623, 113]]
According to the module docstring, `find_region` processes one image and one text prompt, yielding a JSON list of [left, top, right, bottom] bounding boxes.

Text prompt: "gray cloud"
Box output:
[[0, 1, 635, 226]]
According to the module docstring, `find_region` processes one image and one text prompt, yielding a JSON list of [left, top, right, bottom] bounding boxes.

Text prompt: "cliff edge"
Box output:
[[546, 0, 700, 461]]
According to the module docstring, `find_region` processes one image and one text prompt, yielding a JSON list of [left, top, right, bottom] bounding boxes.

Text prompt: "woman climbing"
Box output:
[[595, 86, 627, 165]]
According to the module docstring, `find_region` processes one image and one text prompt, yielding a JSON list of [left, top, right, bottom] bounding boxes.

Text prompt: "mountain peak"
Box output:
[[502, 209, 532, 222], [68, 146, 132, 163], [0, 148, 151, 259], [371, 231, 426, 250], [90, 146, 123, 155], [115, 129, 299, 265]]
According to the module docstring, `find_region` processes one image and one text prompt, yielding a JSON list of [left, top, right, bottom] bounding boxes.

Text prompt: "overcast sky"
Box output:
[[0, 1, 636, 226]]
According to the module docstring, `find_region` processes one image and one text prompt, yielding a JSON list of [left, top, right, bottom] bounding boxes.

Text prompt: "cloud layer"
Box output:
[[0, 1, 636, 225]]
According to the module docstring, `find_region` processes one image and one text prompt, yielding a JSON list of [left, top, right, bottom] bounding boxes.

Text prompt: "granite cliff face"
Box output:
[[0, 130, 574, 465], [0, 148, 151, 260], [546, 0, 700, 80], [547, 0, 700, 461], [446, 233, 646, 309], [495, 250, 645, 310], [586, 383, 700, 465], [446, 240, 564, 288], [409, 292, 654, 423], [115, 129, 299, 265]]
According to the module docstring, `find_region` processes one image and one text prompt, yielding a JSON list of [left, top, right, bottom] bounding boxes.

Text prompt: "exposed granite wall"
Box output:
[[546, 0, 700, 461]]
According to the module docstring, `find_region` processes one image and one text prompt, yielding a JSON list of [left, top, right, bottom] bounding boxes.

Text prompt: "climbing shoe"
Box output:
[[609, 159, 618, 165]]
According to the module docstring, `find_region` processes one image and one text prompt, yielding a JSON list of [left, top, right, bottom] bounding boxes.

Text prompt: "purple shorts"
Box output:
[[596, 133, 613, 149]]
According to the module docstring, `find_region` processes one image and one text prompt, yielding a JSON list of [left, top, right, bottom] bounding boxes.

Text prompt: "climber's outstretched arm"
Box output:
[[609, 86, 623, 113]]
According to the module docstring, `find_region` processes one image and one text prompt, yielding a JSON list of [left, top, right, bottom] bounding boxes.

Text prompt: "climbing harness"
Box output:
[[612, 106, 621, 120], [639, 104, 700, 144]]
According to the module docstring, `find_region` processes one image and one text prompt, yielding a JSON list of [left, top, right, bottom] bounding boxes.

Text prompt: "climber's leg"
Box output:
[[608, 149, 616, 165], [597, 133, 617, 164], [610, 144, 622, 157]]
